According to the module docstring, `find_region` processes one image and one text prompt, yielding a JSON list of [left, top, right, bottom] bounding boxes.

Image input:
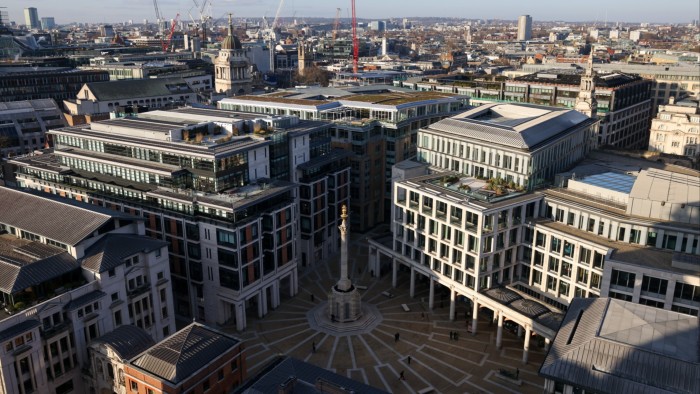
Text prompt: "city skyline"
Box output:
[[2, 0, 699, 25]]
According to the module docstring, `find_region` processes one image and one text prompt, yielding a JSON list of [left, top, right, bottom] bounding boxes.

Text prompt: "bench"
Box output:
[[355, 285, 367, 290], [401, 304, 410, 312], [382, 291, 393, 298]]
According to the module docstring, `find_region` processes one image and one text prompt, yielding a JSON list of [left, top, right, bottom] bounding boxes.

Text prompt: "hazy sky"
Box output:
[[4, 0, 699, 25]]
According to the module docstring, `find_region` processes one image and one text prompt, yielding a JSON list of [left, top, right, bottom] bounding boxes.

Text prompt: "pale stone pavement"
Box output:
[[228, 228, 547, 393]]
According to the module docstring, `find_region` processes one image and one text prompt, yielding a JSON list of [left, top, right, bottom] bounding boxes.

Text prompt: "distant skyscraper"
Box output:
[[40, 17, 55, 30], [24, 7, 40, 30], [517, 14, 532, 41]]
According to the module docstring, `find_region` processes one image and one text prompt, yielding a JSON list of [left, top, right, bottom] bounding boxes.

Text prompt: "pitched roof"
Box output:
[[63, 290, 106, 311], [131, 323, 240, 385], [539, 298, 700, 394], [85, 78, 193, 101], [0, 187, 137, 246], [0, 235, 79, 294], [82, 234, 166, 273], [94, 325, 156, 360], [0, 319, 41, 342], [237, 356, 390, 394], [425, 103, 594, 150]]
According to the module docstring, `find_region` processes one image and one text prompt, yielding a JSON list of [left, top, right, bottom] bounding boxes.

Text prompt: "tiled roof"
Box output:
[[82, 234, 166, 273], [86, 78, 193, 101], [0, 187, 137, 246], [0, 235, 79, 294], [131, 323, 240, 384], [94, 325, 156, 360], [63, 290, 106, 311], [237, 356, 390, 394], [540, 298, 700, 394], [0, 319, 40, 342]]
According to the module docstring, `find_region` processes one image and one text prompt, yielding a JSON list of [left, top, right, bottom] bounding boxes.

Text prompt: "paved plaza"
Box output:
[[228, 228, 548, 393]]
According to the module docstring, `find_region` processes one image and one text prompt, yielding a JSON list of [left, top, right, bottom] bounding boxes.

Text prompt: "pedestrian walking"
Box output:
[[312, 341, 316, 353], [395, 332, 400, 342], [449, 331, 453, 340], [399, 370, 405, 381], [516, 368, 519, 379], [407, 356, 411, 365]]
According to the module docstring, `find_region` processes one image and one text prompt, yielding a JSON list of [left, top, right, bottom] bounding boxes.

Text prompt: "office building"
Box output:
[[415, 103, 599, 190], [0, 67, 110, 109], [508, 68, 652, 149], [369, 21, 387, 32], [540, 298, 699, 394], [517, 15, 532, 41], [369, 118, 699, 365], [648, 97, 700, 160], [23, 8, 40, 30], [0, 187, 176, 394], [40, 17, 55, 30], [522, 62, 700, 113], [10, 107, 349, 329], [219, 87, 469, 231], [99, 24, 114, 38], [0, 99, 66, 160]]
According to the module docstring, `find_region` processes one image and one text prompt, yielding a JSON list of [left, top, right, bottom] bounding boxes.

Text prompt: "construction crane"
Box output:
[[332, 7, 341, 41], [272, 0, 285, 30], [152, 0, 167, 51], [165, 13, 180, 52], [351, 0, 358, 74]]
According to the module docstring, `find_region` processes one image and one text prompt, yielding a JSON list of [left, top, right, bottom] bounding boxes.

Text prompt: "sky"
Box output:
[[3, 0, 699, 25]]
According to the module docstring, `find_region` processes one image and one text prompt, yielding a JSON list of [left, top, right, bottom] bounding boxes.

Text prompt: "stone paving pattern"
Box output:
[[228, 228, 547, 393]]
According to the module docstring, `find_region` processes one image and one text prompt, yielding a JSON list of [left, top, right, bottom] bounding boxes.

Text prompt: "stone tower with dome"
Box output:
[[214, 14, 252, 96]]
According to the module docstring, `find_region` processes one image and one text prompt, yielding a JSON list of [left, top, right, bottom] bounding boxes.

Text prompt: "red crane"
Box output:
[[351, 0, 358, 74], [165, 13, 180, 52]]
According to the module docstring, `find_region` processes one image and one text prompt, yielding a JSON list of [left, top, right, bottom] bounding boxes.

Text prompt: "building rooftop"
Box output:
[[223, 88, 464, 111], [146, 178, 296, 213], [400, 171, 536, 208], [93, 325, 156, 360], [540, 298, 699, 394], [0, 98, 62, 113], [425, 103, 594, 150], [629, 168, 700, 209], [577, 172, 637, 194], [0, 187, 138, 246], [53, 119, 270, 158], [236, 356, 390, 394], [534, 219, 698, 276], [0, 234, 79, 295], [83, 77, 193, 101], [81, 233, 166, 274], [514, 68, 643, 88], [130, 323, 240, 385]]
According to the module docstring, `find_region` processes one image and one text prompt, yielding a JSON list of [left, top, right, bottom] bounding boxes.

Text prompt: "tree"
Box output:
[[294, 66, 331, 87]]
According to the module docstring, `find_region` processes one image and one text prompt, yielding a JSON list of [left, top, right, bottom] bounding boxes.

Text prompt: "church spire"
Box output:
[[227, 13, 233, 38], [575, 53, 597, 119]]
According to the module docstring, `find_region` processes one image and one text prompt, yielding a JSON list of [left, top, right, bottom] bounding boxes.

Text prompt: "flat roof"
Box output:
[[533, 219, 698, 276], [578, 172, 637, 194]]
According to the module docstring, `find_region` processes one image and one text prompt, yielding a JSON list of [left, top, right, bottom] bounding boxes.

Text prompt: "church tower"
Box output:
[[214, 14, 252, 96], [297, 41, 311, 77], [575, 54, 598, 119]]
